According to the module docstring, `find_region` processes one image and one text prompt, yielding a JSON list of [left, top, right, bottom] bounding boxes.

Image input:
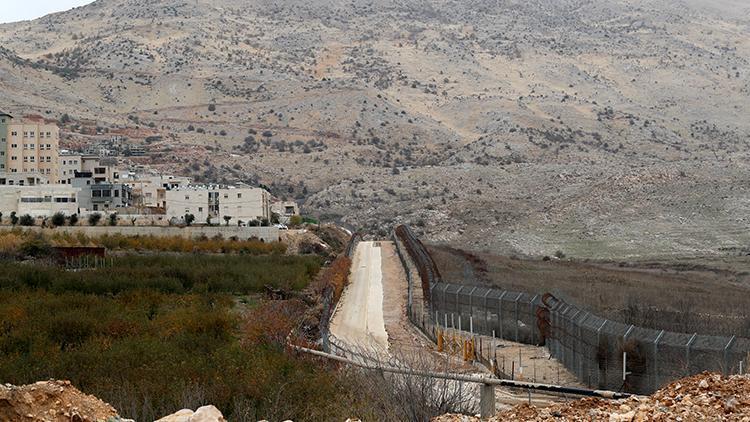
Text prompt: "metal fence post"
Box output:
[[514, 293, 521, 342], [653, 330, 665, 392], [468, 287, 478, 334], [483, 290, 491, 335], [724, 336, 736, 376], [530, 294, 539, 344], [456, 286, 463, 323], [579, 312, 589, 383], [597, 319, 608, 388], [498, 291, 506, 340], [686, 333, 697, 376]]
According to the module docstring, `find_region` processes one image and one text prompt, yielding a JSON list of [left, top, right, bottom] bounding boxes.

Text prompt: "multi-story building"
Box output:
[[0, 112, 59, 184], [165, 186, 271, 225], [125, 174, 190, 209], [72, 172, 132, 212]]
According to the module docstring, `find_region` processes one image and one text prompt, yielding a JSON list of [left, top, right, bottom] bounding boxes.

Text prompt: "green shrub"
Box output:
[[88, 213, 102, 226], [19, 214, 34, 226], [51, 212, 66, 227], [69, 214, 79, 226]]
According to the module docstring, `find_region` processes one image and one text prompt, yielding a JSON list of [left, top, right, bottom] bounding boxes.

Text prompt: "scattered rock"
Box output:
[[155, 405, 225, 422], [433, 372, 750, 421]]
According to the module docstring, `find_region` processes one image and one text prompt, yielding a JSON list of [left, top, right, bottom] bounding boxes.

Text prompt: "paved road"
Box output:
[[330, 241, 389, 352]]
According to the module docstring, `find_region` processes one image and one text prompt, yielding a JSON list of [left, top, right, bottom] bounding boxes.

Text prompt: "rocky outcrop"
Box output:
[[0, 380, 119, 422], [155, 405, 226, 422]]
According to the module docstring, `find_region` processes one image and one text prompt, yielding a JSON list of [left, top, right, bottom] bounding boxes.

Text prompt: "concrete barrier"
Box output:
[[0, 225, 281, 242]]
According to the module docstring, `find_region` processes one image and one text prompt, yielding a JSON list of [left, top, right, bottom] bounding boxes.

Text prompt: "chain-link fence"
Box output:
[[392, 225, 750, 395]]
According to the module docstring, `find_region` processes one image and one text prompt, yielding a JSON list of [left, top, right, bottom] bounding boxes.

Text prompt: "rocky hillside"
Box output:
[[0, 0, 748, 258]]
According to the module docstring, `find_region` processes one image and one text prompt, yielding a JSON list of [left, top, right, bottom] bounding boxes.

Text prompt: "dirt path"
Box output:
[[330, 241, 389, 352]]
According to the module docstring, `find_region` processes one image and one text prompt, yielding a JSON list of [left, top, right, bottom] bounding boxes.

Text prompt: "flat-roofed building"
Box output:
[[0, 113, 59, 183], [271, 200, 299, 224], [0, 185, 79, 216], [72, 172, 132, 212], [125, 174, 190, 209], [165, 186, 271, 225]]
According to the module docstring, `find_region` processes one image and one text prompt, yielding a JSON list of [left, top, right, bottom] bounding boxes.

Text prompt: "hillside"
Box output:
[[0, 0, 748, 258]]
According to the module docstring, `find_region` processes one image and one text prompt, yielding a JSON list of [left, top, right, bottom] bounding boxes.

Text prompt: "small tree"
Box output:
[[10, 211, 18, 226], [237, 219, 244, 227], [289, 215, 303, 227], [223, 215, 232, 226], [0, 212, 3, 224], [108, 213, 118, 226], [184, 213, 195, 226], [19, 214, 34, 226], [206, 216, 213, 226], [271, 212, 280, 225], [69, 214, 79, 226], [88, 213, 102, 226], [208, 104, 216, 112], [131, 217, 137, 226], [51, 212, 66, 227]]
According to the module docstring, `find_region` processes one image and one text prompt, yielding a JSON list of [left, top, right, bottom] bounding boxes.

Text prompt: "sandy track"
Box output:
[[330, 241, 389, 352]]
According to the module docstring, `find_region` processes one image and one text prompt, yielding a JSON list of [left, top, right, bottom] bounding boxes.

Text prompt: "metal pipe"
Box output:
[[290, 343, 633, 400]]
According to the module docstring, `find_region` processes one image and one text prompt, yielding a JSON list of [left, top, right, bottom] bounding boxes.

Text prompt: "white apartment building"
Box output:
[[0, 185, 79, 217], [125, 174, 191, 208], [165, 186, 271, 225]]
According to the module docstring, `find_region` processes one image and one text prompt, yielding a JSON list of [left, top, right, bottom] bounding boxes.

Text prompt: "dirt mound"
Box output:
[[434, 372, 750, 421], [0, 380, 119, 422]]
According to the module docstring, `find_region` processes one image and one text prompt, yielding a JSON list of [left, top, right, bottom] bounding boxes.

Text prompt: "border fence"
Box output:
[[393, 225, 750, 394]]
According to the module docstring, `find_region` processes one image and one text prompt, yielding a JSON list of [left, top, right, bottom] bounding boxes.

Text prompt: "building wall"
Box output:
[[0, 185, 79, 216], [0, 114, 9, 171], [166, 187, 271, 224]]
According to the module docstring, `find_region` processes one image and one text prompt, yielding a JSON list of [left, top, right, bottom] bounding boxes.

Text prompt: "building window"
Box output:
[[11, 144, 17, 148], [198, 207, 203, 212], [11, 156, 16, 161], [92, 190, 102, 197], [11, 132, 17, 136], [102, 189, 111, 197], [46, 132, 51, 137], [29, 132, 34, 137], [95, 167, 106, 174], [114, 190, 119, 197], [185, 195, 190, 200], [237, 193, 242, 199]]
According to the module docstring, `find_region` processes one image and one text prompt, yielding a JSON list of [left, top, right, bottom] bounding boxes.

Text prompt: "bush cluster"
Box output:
[[0, 290, 357, 421], [0, 254, 321, 294], [0, 229, 287, 255]]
